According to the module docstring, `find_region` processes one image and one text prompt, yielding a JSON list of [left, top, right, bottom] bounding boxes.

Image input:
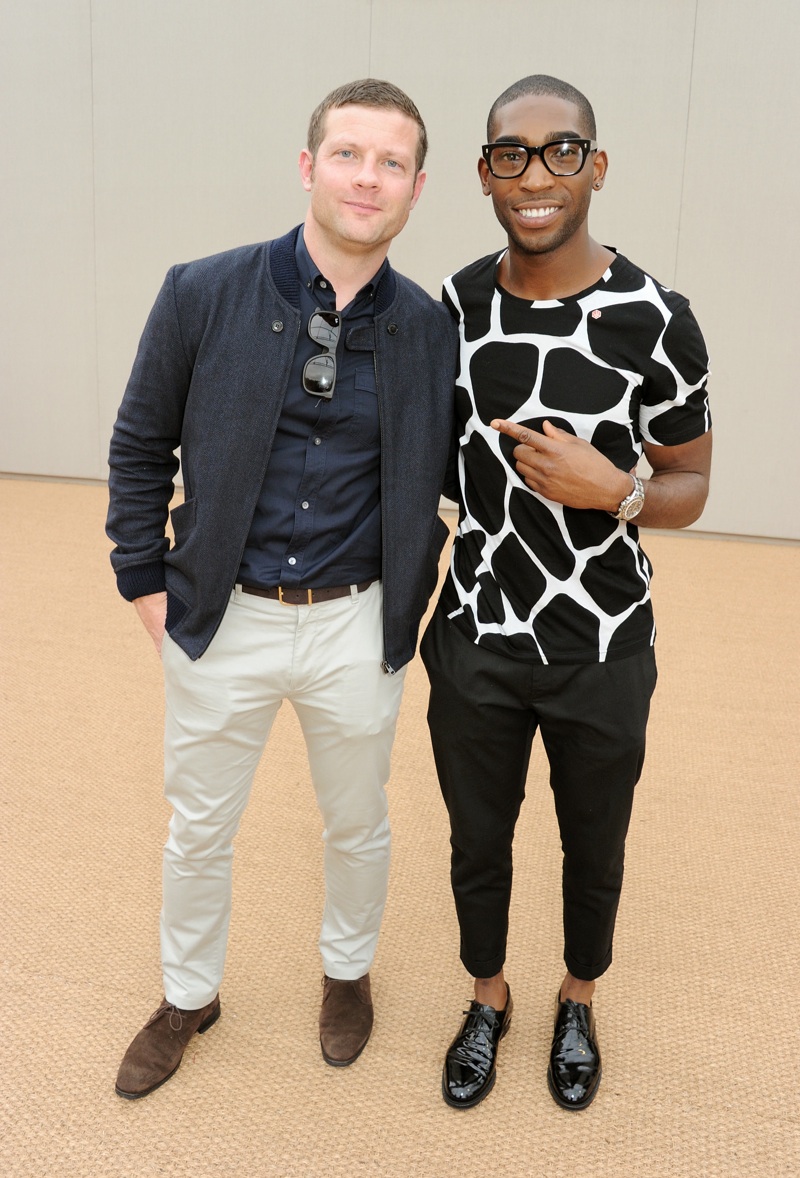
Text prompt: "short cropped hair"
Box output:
[[487, 75, 597, 141], [307, 78, 428, 172]]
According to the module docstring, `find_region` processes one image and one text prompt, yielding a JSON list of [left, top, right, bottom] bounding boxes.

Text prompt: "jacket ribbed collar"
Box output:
[[269, 225, 397, 314]]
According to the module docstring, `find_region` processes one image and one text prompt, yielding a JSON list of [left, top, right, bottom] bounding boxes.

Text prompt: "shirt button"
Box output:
[[301, 501, 309, 510], [271, 320, 283, 332], [319, 280, 328, 289], [288, 557, 297, 566], [387, 322, 399, 335], [313, 437, 321, 446]]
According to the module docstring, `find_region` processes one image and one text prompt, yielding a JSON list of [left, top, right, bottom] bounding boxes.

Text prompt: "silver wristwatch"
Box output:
[[611, 474, 645, 521]]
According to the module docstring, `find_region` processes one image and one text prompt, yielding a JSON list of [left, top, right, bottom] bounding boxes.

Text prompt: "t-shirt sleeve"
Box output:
[[441, 280, 461, 324], [639, 303, 711, 446]]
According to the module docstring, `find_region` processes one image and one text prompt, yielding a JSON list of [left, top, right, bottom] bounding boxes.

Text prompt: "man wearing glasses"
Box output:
[[422, 75, 712, 1111], [107, 79, 456, 1099]]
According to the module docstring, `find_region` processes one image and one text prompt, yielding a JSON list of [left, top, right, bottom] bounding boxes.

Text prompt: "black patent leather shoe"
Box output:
[[442, 986, 513, 1109], [547, 993, 602, 1110]]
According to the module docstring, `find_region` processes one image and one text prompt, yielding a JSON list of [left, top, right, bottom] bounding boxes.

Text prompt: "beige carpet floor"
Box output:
[[1, 479, 799, 1177]]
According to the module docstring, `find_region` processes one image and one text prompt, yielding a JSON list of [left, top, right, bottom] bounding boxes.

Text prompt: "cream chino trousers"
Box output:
[[159, 581, 406, 1009]]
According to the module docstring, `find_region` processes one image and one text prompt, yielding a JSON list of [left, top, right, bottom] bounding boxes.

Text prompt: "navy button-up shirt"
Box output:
[[238, 229, 386, 589]]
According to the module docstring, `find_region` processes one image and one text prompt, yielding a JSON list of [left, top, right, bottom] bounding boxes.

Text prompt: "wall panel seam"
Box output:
[[89, 0, 103, 479], [673, 0, 700, 289], [368, 0, 373, 75]]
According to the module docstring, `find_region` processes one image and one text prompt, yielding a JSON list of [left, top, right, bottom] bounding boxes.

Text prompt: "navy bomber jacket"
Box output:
[[107, 227, 457, 672]]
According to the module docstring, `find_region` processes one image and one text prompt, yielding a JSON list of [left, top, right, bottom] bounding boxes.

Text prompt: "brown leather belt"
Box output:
[[240, 578, 377, 606]]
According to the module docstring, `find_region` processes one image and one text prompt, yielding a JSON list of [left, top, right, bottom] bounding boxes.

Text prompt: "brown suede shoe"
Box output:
[[319, 974, 373, 1066], [115, 995, 221, 1099]]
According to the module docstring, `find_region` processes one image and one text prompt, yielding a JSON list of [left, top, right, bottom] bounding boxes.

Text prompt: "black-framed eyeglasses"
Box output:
[[482, 139, 597, 179], [302, 309, 341, 400]]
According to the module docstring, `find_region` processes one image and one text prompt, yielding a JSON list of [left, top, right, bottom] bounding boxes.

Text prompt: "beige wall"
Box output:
[[1, 0, 798, 539]]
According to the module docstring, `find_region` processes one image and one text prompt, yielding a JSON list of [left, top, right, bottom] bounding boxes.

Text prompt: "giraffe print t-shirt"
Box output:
[[441, 250, 711, 665]]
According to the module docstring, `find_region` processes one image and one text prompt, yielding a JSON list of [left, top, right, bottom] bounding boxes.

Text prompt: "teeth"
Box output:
[[519, 206, 558, 219]]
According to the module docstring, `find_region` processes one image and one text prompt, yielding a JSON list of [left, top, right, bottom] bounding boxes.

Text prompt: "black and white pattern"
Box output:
[[442, 251, 711, 665]]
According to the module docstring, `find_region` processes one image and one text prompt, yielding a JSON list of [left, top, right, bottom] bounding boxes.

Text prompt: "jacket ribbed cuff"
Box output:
[[116, 561, 167, 602]]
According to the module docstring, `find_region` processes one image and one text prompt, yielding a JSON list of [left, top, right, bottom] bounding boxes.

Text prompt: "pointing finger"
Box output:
[[491, 419, 549, 448]]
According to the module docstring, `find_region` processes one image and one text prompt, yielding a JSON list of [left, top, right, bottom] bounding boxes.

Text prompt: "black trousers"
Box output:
[[421, 606, 657, 982]]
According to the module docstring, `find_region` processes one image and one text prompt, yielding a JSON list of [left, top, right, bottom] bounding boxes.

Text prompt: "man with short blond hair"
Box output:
[[108, 78, 455, 1098]]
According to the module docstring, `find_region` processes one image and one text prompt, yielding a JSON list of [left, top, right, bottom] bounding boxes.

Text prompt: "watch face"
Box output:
[[620, 496, 645, 520]]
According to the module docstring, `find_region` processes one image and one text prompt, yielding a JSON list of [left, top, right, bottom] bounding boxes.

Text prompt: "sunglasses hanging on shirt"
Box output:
[[303, 309, 341, 400]]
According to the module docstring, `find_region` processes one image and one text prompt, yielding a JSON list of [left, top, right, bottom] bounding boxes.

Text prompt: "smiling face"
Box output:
[[479, 93, 607, 260], [300, 104, 426, 255]]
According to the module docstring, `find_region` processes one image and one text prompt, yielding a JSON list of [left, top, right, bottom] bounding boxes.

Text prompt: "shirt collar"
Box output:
[[296, 226, 388, 305]]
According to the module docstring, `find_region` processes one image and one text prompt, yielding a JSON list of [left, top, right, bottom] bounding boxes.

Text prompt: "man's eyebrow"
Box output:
[[328, 136, 412, 157], [491, 130, 584, 145]]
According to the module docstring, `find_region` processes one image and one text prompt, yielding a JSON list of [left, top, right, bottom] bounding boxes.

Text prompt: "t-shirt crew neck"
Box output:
[[493, 249, 621, 307]]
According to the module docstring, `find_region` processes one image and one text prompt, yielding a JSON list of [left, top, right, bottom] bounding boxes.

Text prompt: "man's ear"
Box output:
[[478, 157, 492, 196], [299, 149, 314, 193], [409, 169, 427, 211], [592, 149, 608, 190]]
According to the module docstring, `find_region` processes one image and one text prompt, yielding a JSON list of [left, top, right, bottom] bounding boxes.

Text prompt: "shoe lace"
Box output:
[[450, 1008, 499, 1078], [167, 1005, 185, 1033], [145, 1001, 185, 1033], [554, 1002, 594, 1065]]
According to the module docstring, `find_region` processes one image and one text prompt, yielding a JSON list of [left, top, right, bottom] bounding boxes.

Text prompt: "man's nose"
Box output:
[[519, 157, 555, 190], [353, 156, 381, 186]]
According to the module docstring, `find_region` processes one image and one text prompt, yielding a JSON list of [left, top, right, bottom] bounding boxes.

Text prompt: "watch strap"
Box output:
[[611, 474, 645, 520]]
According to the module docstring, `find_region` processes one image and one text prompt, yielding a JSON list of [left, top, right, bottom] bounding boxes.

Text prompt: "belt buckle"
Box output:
[[277, 586, 313, 605]]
